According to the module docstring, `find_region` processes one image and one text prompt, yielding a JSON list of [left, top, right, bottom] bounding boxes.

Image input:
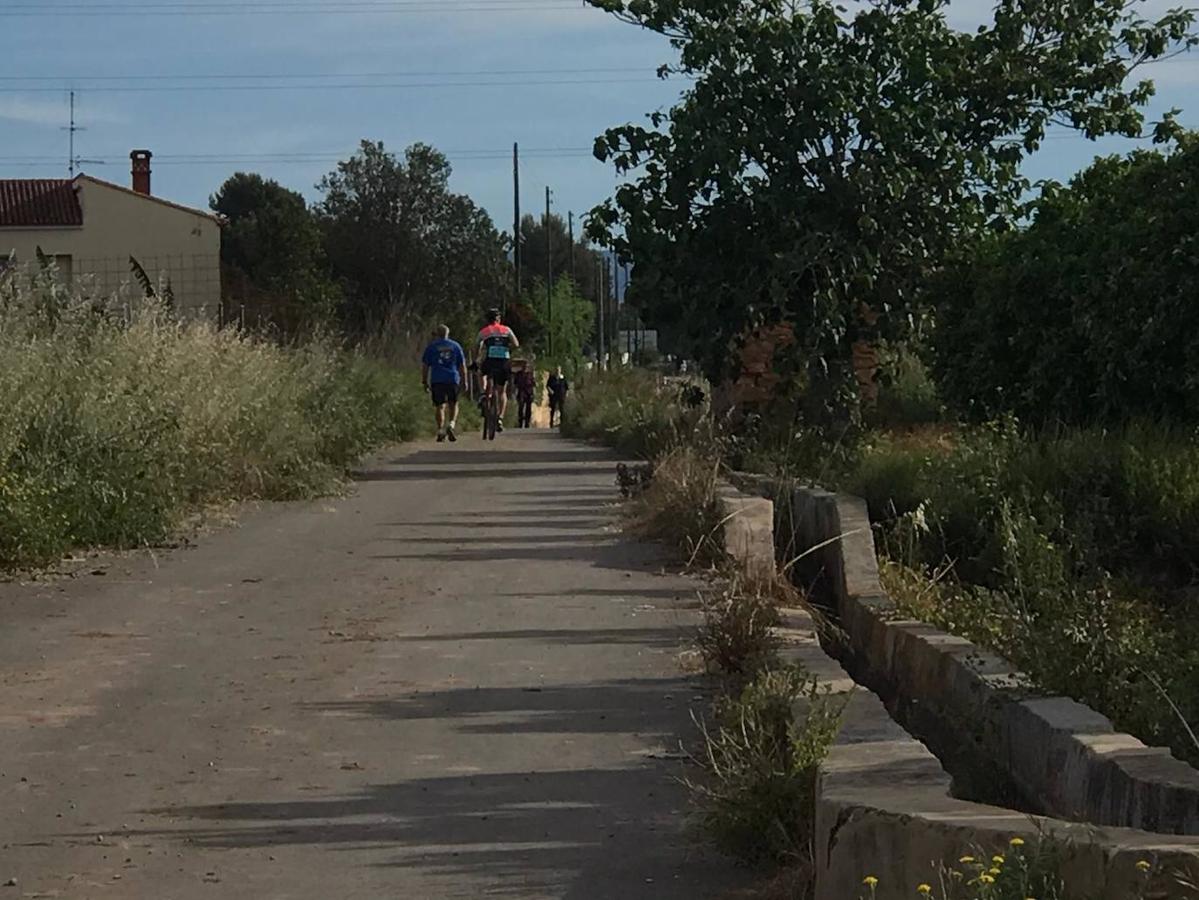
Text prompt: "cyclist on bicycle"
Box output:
[[476, 308, 520, 432]]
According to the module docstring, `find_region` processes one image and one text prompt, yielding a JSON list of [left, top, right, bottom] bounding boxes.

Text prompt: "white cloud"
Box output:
[[0, 95, 129, 128], [0, 96, 72, 127]]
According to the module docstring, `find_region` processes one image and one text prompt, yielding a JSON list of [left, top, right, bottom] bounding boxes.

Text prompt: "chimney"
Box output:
[[131, 150, 152, 196]]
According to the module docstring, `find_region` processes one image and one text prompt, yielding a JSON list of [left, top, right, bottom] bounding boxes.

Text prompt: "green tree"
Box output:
[[317, 141, 511, 339], [524, 276, 596, 364], [585, 0, 1194, 424], [210, 173, 338, 331], [932, 135, 1199, 425], [518, 212, 607, 306]]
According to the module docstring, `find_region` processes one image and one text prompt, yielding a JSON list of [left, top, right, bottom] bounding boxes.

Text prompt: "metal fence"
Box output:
[[68, 254, 221, 320]]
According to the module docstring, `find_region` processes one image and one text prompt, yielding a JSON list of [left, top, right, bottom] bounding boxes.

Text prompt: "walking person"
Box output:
[[421, 324, 467, 442], [514, 360, 536, 428], [547, 366, 569, 429]]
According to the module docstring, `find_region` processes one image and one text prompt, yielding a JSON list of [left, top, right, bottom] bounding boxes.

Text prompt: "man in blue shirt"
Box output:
[[420, 324, 468, 442]]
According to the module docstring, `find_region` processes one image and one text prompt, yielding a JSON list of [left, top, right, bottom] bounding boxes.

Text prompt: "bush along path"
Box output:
[[0, 273, 430, 571], [570, 369, 1199, 899]]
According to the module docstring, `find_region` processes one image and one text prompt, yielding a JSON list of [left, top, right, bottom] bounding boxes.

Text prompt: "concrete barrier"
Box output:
[[767, 480, 1199, 836], [775, 605, 1199, 900]]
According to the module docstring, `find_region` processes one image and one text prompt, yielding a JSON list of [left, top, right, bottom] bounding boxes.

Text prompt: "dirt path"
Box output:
[[0, 431, 748, 899]]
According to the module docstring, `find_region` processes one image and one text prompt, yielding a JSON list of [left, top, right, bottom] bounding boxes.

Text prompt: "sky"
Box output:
[[2, 0, 1198, 235]]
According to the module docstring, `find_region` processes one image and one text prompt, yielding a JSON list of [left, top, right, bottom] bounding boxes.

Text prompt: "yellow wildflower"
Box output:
[[1136, 860, 1152, 873], [959, 856, 975, 864], [989, 867, 1002, 876], [1010, 837, 1026, 847], [992, 855, 1005, 865], [864, 876, 880, 888], [979, 874, 995, 885], [917, 886, 932, 895]]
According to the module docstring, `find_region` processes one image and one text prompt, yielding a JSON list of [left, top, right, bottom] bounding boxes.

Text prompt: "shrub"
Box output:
[[697, 575, 783, 678], [690, 664, 845, 871], [563, 368, 706, 459], [870, 343, 943, 430], [0, 270, 427, 569], [625, 446, 725, 567]]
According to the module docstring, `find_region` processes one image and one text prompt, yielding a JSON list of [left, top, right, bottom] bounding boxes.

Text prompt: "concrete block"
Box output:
[[828, 493, 882, 604], [716, 485, 775, 579]]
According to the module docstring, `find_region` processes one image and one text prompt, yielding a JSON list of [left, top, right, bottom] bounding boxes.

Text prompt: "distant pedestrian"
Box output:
[[514, 361, 536, 428], [420, 325, 467, 442], [547, 366, 569, 429]]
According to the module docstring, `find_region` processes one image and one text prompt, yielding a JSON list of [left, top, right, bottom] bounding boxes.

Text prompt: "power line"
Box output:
[[8, 0, 579, 6], [0, 66, 653, 83], [0, 0, 590, 16], [0, 77, 664, 94]]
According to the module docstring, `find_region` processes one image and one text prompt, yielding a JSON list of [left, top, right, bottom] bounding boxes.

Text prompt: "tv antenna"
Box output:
[[63, 91, 103, 176]]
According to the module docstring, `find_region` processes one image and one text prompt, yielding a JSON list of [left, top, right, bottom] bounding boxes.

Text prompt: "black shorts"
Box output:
[[481, 358, 512, 387], [430, 382, 459, 407]]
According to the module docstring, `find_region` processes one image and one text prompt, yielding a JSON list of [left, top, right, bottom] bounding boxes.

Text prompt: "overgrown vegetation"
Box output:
[[859, 839, 1069, 900], [0, 270, 427, 571], [563, 368, 705, 459], [696, 574, 783, 679], [858, 843, 1198, 900], [625, 446, 725, 568], [575, 369, 1199, 771], [690, 665, 843, 871], [856, 423, 1199, 768]]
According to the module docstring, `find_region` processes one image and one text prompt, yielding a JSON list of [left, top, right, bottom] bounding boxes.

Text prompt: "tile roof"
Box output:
[[0, 179, 84, 228]]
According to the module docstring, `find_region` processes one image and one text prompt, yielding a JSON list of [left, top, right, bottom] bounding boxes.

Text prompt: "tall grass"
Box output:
[[562, 368, 707, 459], [0, 269, 428, 570]]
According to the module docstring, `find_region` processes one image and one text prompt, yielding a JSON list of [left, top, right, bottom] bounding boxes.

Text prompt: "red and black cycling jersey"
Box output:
[[478, 323, 517, 361]]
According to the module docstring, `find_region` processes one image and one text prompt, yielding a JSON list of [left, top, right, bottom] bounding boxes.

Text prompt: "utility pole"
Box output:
[[545, 186, 553, 358], [611, 255, 619, 365], [568, 211, 575, 281], [512, 143, 520, 308], [596, 255, 606, 370], [624, 261, 633, 360]]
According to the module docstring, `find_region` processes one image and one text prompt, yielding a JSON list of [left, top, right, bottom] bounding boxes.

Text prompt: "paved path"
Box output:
[[0, 431, 749, 899]]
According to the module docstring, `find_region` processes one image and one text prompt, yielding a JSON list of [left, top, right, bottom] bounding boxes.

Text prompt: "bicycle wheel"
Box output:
[[482, 393, 497, 440]]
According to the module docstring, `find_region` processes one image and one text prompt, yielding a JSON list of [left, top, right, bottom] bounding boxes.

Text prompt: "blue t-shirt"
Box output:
[[421, 338, 466, 385]]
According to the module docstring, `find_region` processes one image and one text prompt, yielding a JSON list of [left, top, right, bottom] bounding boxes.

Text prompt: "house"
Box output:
[[0, 151, 221, 318]]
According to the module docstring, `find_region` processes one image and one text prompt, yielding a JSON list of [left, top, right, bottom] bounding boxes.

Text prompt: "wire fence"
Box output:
[[68, 254, 221, 320]]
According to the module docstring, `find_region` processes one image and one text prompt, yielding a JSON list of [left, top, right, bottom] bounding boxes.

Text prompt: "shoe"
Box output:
[[436, 431, 446, 443], [447, 424, 457, 442], [497, 420, 505, 433]]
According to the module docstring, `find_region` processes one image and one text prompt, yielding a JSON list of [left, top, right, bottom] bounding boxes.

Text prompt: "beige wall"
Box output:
[[0, 177, 221, 319]]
